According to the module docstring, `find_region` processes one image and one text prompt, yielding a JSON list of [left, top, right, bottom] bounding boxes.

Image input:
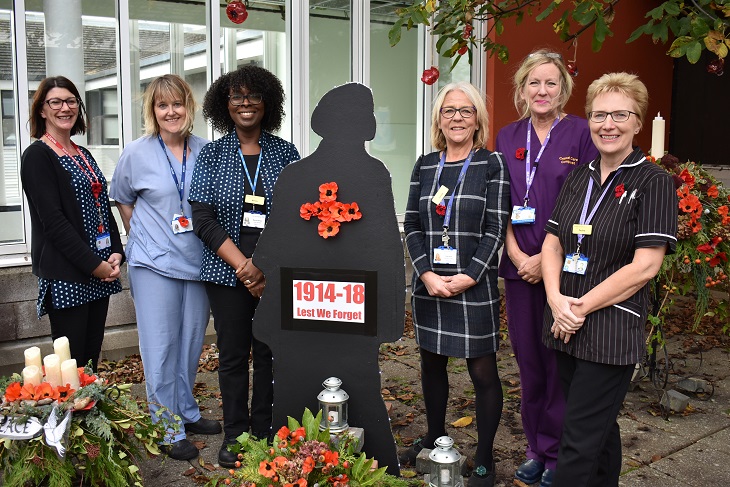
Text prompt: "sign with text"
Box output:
[[281, 268, 377, 336], [0, 415, 43, 440]]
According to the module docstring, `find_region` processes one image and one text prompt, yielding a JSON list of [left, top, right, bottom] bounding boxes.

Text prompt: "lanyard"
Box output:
[[158, 135, 188, 213], [523, 117, 560, 205], [576, 169, 622, 251], [44, 132, 106, 233], [238, 148, 262, 194], [436, 149, 475, 230]]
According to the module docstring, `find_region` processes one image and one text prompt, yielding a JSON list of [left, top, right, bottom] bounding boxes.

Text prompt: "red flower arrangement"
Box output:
[[614, 183, 625, 198], [300, 182, 362, 239], [515, 148, 527, 160]]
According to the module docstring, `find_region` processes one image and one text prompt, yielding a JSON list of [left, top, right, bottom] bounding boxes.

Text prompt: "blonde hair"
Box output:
[[142, 74, 196, 136], [585, 72, 648, 129], [512, 49, 573, 120], [430, 81, 489, 151]]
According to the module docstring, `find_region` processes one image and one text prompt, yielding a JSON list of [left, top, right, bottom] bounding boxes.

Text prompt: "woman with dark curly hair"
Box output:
[[189, 65, 300, 468]]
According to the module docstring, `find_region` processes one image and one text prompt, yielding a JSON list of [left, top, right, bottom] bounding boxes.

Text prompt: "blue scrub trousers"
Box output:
[[129, 265, 210, 442]]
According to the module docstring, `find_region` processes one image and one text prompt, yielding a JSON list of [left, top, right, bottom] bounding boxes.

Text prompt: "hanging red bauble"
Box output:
[[566, 61, 579, 77], [707, 57, 724, 76], [421, 66, 440, 85], [226, 0, 248, 24]]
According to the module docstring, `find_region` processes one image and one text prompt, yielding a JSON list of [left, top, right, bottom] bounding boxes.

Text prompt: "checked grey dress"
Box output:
[[404, 148, 510, 358]]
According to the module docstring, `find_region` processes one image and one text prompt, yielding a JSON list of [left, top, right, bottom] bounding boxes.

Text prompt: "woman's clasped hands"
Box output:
[[92, 252, 123, 282], [236, 258, 265, 297], [548, 293, 585, 344], [421, 271, 477, 298]]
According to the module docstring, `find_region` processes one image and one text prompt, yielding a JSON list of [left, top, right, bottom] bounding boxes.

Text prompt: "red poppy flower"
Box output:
[[35, 383, 59, 401], [515, 148, 527, 160], [302, 456, 315, 474], [646, 155, 657, 163], [319, 182, 339, 202], [712, 236, 723, 246], [20, 383, 36, 401], [326, 202, 344, 222], [56, 384, 75, 403], [277, 426, 290, 441], [300, 203, 316, 221], [318, 220, 341, 239], [259, 460, 277, 478], [344, 202, 361, 221], [679, 194, 702, 214], [78, 368, 97, 387], [709, 252, 727, 267], [697, 243, 715, 254], [679, 168, 695, 189], [614, 183, 625, 198], [435, 204, 446, 216], [177, 216, 189, 228], [4, 381, 22, 402], [707, 185, 719, 198], [91, 181, 103, 199], [323, 450, 339, 466], [288, 426, 306, 445], [284, 480, 307, 487], [719, 206, 729, 217], [690, 219, 702, 233]]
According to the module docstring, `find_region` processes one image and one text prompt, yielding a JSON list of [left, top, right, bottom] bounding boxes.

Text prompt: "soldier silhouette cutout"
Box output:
[[252, 83, 405, 474]]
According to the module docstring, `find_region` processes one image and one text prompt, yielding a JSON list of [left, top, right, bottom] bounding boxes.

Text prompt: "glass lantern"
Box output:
[[429, 436, 463, 487], [317, 377, 349, 433]]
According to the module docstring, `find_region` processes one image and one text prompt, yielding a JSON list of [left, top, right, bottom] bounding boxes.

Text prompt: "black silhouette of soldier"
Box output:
[[252, 83, 405, 474]]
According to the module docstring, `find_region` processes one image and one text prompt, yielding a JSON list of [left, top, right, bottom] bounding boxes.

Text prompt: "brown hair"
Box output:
[[29, 76, 87, 138]]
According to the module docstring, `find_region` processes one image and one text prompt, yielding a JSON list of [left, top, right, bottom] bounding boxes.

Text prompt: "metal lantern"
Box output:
[[317, 377, 349, 433], [429, 436, 463, 487]]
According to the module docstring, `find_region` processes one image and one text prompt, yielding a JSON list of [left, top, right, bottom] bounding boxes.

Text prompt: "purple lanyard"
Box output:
[[158, 135, 188, 214], [436, 149, 475, 230], [524, 117, 560, 205], [576, 169, 622, 250]]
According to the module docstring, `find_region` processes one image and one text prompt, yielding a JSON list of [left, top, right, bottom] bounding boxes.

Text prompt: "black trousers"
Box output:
[[205, 281, 273, 440], [553, 351, 634, 487], [47, 295, 110, 371]]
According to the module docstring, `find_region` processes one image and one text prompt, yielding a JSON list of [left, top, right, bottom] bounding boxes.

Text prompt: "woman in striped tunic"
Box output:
[[402, 81, 510, 487], [542, 73, 677, 486]]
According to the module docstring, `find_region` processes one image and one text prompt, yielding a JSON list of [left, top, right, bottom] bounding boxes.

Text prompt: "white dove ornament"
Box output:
[[43, 404, 73, 458]]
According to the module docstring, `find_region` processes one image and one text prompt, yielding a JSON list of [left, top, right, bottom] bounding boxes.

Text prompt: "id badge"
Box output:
[[511, 205, 536, 224], [433, 246, 457, 265], [563, 253, 588, 274], [245, 194, 265, 206], [432, 185, 449, 205], [96, 232, 111, 250], [171, 213, 194, 234], [243, 211, 266, 229]]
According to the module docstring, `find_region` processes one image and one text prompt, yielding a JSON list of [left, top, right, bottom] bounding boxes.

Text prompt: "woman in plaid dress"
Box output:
[[403, 82, 510, 487]]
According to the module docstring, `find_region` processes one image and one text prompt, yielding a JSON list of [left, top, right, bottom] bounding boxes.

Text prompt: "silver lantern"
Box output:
[[429, 436, 463, 487], [317, 377, 349, 433]]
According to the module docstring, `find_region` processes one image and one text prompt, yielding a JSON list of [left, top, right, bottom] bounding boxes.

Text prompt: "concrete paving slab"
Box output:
[[649, 443, 730, 486], [619, 466, 688, 486]]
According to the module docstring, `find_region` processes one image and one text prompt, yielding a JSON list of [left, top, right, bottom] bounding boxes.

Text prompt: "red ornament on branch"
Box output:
[[421, 66, 439, 85], [226, 0, 248, 24], [707, 57, 724, 76]]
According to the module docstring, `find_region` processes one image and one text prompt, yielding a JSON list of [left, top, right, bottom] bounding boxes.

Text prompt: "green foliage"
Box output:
[[388, 0, 730, 70]]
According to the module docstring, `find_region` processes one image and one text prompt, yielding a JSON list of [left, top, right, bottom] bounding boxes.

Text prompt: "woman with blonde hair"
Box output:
[[402, 81, 510, 487], [111, 74, 220, 461]]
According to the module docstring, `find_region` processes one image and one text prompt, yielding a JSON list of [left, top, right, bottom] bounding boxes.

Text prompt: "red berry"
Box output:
[[566, 61, 578, 77], [458, 46, 468, 56], [421, 66, 440, 85], [226, 1, 248, 24], [462, 25, 473, 39], [707, 57, 724, 76]]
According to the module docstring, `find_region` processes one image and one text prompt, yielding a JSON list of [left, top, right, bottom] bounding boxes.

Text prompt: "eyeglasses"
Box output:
[[528, 52, 562, 60], [45, 97, 80, 110], [588, 110, 638, 123], [440, 106, 476, 119], [228, 93, 263, 106]]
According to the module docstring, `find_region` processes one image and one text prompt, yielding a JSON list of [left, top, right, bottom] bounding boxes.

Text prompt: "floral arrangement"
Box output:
[[0, 368, 168, 487], [654, 154, 730, 329], [210, 409, 408, 487], [300, 182, 362, 239]]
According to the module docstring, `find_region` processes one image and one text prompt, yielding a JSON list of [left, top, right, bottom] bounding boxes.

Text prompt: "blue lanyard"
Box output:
[[238, 148, 262, 193], [524, 117, 559, 205], [158, 135, 188, 213], [436, 149, 475, 230], [576, 169, 622, 250]]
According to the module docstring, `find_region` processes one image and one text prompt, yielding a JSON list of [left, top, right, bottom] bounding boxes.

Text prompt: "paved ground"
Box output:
[[134, 331, 730, 486]]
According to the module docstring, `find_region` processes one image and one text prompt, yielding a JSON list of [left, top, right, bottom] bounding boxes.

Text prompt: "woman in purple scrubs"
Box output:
[[495, 49, 597, 487]]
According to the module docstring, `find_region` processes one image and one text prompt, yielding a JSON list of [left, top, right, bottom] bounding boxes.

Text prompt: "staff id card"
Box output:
[[433, 246, 457, 265], [511, 205, 536, 224], [243, 211, 266, 229], [563, 253, 588, 275], [245, 194, 265, 206], [96, 232, 111, 250], [171, 213, 194, 234], [432, 185, 449, 205]]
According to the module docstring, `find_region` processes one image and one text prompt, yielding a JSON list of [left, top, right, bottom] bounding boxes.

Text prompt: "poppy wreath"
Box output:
[[300, 182, 362, 239]]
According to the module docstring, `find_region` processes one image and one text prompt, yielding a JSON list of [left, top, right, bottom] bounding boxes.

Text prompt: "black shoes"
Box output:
[[163, 439, 199, 461], [185, 417, 222, 435], [515, 459, 545, 485], [219, 439, 239, 468], [468, 461, 496, 487], [398, 438, 425, 466], [540, 468, 555, 487]]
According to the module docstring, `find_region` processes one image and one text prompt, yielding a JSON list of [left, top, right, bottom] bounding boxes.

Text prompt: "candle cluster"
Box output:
[[21, 337, 81, 390]]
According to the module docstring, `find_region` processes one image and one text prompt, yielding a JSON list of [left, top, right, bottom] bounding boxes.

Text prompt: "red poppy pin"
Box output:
[[615, 183, 625, 198], [435, 204, 446, 216], [178, 216, 189, 228], [515, 148, 527, 160]]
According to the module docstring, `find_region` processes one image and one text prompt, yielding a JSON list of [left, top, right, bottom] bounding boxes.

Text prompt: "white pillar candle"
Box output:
[[651, 112, 666, 160], [61, 359, 81, 390], [22, 365, 43, 387], [43, 354, 62, 388], [24, 346, 43, 369], [53, 336, 72, 363]]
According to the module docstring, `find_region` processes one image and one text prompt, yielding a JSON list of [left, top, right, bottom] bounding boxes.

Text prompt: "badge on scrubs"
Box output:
[[245, 194, 265, 206], [433, 246, 457, 265], [432, 185, 449, 205], [572, 224, 592, 235], [563, 253, 589, 275], [171, 213, 194, 234], [243, 210, 266, 229], [511, 205, 536, 224], [96, 232, 111, 250]]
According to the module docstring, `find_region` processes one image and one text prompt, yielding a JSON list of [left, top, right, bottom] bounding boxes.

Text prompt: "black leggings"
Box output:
[[47, 296, 110, 371], [419, 347, 503, 468]]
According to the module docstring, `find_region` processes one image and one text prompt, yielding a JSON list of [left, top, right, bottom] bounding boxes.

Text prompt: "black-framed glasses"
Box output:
[[228, 93, 263, 106], [588, 110, 637, 123], [45, 97, 80, 110], [440, 106, 476, 119]]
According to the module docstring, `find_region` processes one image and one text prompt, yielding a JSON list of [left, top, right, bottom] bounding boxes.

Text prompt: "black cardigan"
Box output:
[[20, 140, 124, 283]]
